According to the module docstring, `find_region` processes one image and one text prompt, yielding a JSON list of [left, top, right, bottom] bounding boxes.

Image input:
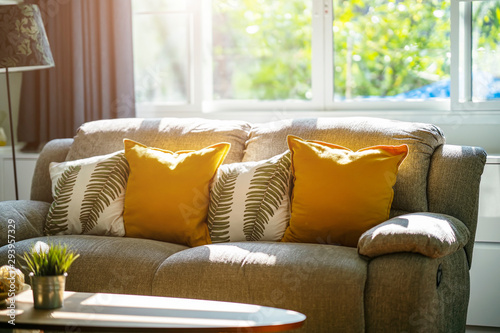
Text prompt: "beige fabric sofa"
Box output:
[[0, 117, 486, 332]]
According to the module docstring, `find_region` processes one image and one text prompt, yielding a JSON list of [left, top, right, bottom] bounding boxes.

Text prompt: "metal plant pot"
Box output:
[[30, 273, 67, 309]]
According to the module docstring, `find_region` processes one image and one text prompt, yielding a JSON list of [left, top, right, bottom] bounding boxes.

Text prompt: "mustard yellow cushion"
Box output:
[[282, 135, 408, 247], [123, 139, 231, 247]]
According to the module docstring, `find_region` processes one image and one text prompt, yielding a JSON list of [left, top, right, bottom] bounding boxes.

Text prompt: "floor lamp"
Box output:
[[0, 5, 54, 200]]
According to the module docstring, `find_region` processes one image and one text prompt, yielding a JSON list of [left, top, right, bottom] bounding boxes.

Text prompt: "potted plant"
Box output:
[[22, 241, 79, 309]]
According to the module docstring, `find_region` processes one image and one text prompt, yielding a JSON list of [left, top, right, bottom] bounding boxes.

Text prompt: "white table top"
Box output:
[[0, 291, 305, 332]]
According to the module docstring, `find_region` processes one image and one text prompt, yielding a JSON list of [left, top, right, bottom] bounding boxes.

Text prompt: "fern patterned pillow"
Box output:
[[45, 151, 130, 236], [208, 151, 292, 243]]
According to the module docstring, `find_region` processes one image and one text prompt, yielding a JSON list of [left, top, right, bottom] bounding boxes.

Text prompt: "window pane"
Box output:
[[472, 1, 500, 101], [132, 1, 191, 104], [212, 1, 312, 101], [333, 0, 450, 101]]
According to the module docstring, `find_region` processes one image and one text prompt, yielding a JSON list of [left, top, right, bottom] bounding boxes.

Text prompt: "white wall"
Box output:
[[0, 72, 22, 146], [438, 124, 500, 155]]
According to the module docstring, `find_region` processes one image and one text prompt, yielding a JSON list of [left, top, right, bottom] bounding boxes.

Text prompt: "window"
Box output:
[[132, 0, 500, 114], [333, 0, 450, 101], [212, 1, 313, 101], [132, 0, 200, 111], [471, 1, 500, 102], [452, 0, 500, 110]]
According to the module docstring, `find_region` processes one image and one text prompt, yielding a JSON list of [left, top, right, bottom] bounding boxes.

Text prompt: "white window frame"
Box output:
[[134, 0, 500, 117]]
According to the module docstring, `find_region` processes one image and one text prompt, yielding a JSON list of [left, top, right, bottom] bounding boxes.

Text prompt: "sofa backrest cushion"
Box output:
[[243, 117, 445, 213], [66, 118, 251, 165]]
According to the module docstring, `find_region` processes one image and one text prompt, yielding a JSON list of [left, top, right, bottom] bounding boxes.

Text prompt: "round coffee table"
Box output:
[[0, 291, 306, 332]]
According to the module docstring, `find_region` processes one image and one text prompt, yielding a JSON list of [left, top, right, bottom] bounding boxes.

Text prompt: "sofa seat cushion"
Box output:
[[66, 118, 251, 164], [1, 236, 187, 295], [244, 117, 445, 212], [152, 242, 367, 332]]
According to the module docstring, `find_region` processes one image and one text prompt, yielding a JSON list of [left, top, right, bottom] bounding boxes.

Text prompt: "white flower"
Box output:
[[33, 241, 50, 254]]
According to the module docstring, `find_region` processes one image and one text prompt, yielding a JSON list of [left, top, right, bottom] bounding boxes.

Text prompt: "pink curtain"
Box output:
[[18, 0, 135, 146]]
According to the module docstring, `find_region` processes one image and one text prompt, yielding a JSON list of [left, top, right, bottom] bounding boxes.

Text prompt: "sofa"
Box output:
[[0, 117, 486, 332]]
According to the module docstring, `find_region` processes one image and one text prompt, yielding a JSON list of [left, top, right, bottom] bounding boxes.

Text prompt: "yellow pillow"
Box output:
[[282, 135, 408, 247], [123, 139, 231, 247]]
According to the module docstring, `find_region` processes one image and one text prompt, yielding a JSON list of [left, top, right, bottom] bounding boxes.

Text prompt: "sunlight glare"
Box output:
[[246, 25, 260, 34], [81, 294, 262, 314], [51, 311, 256, 327]]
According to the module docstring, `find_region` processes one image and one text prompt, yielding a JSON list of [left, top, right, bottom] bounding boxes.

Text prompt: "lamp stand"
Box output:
[[5, 67, 19, 200]]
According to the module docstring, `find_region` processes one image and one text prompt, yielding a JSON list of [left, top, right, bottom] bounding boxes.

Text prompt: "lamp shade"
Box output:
[[0, 4, 54, 73]]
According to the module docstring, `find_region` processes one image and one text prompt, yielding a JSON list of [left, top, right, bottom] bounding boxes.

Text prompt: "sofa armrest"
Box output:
[[0, 200, 50, 247], [358, 212, 470, 259], [31, 138, 74, 203]]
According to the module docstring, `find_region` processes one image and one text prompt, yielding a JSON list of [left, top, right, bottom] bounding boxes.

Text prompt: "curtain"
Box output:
[[18, 0, 135, 146]]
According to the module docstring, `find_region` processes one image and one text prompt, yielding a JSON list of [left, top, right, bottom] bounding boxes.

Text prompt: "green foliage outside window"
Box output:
[[474, 1, 500, 49], [333, 0, 450, 99], [213, 0, 452, 100], [212, 0, 312, 100], [472, 1, 500, 101]]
